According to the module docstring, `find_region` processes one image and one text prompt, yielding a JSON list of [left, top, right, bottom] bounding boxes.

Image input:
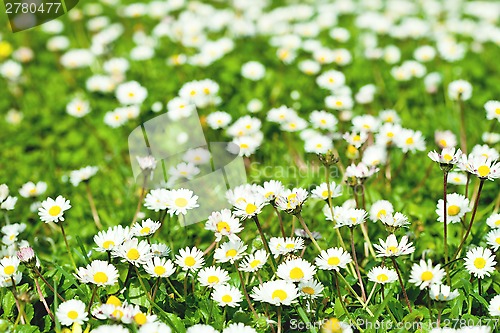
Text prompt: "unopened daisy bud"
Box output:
[[317, 150, 340, 167], [17, 247, 36, 268], [136, 155, 157, 172], [252, 237, 264, 250], [0, 184, 9, 202], [346, 145, 359, 160]]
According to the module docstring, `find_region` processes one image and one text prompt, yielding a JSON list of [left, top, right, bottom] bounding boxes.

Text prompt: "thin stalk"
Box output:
[[235, 263, 258, 318], [350, 227, 367, 302], [427, 288, 433, 323], [335, 272, 373, 316], [458, 99, 467, 153], [33, 267, 65, 302], [87, 285, 98, 313], [85, 182, 102, 230], [443, 171, 451, 285], [277, 306, 282, 333], [391, 257, 412, 313], [364, 284, 377, 309], [167, 278, 183, 299], [59, 222, 76, 269], [453, 179, 485, 260], [273, 206, 286, 238], [11, 278, 26, 324], [203, 241, 217, 255], [334, 274, 363, 331], [253, 215, 277, 271], [34, 277, 55, 321], [296, 213, 322, 252], [131, 174, 148, 226]]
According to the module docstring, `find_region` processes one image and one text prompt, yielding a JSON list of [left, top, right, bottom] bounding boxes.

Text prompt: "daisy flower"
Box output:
[[0, 256, 20, 277], [484, 100, 500, 121], [214, 240, 247, 264], [275, 188, 308, 214], [276, 258, 316, 283], [69, 166, 99, 186], [429, 284, 460, 301], [175, 247, 205, 272], [113, 238, 152, 266], [116, 80, 148, 105], [144, 189, 171, 212], [139, 323, 172, 333], [258, 180, 285, 202], [380, 212, 411, 229], [369, 200, 394, 222], [409, 259, 445, 289], [38, 195, 71, 223], [91, 325, 130, 333], [232, 194, 266, 219], [343, 131, 368, 149], [464, 247, 497, 278], [75, 260, 119, 286], [151, 243, 170, 257], [304, 135, 333, 154], [268, 237, 304, 257], [486, 213, 500, 229], [436, 193, 471, 224], [166, 189, 199, 216], [143, 257, 176, 278], [298, 279, 324, 299], [367, 266, 398, 284], [428, 148, 462, 166], [251, 280, 299, 306], [334, 208, 367, 228], [186, 325, 218, 333], [311, 182, 343, 200], [222, 323, 257, 333], [198, 266, 230, 288], [205, 209, 243, 242], [212, 284, 243, 308], [448, 172, 468, 185], [395, 128, 426, 153], [322, 318, 353, 333], [448, 80, 472, 101], [241, 61, 266, 81], [239, 249, 268, 272], [488, 294, 500, 316], [132, 219, 161, 237], [206, 111, 232, 130], [485, 229, 500, 251], [56, 299, 88, 326], [460, 154, 500, 180], [19, 181, 47, 198], [309, 110, 338, 130], [373, 234, 415, 257], [94, 226, 131, 252], [315, 247, 352, 271]]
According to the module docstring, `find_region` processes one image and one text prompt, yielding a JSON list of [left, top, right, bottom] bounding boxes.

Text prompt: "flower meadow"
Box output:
[[1, 0, 500, 332]]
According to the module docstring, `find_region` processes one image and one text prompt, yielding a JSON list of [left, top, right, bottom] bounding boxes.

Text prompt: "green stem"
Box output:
[[391, 257, 412, 313], [59, 222, 76, 269], [296, 212, 322, 252], [252, 215, 277, 271], [443, 171, 451, 285]]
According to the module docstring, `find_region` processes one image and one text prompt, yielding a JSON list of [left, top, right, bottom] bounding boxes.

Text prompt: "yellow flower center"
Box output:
[[335, 100, 343, 107], [328, 257, 340, 266], [175, 198, 188, 208], [48, 205, 62, 216], [134, 312, 148, 325], [377, 274, 388, 282], [285, 243, 295, 249], [477, 165, 490, 178], [4, 265, 15, 275], [406, 137, 414, 145], [222, 295, 233, 303], [140, 227, 151, 235], [112, 309, 124, 318], [302, 287, 315, 295], [103, 240, 115, 249], [377, 209, 387, 219], [226, 249, 238, 257], [272, 289, 288, 301], [353, 135, 361, 142], [184, 256, 196, 267], [93, 272, 108, 284], [387, 246, 398, 254], [127, 249, 140, 261], [154, 266, 166, 276], [240, 143, 249, 149], [495, 108, 500, 115], [250, 260, 261, 268], [443, 154, 453, 162], [67, 310, 79, 320], [474, 257, 486, 269], [387, 132, 394, 138], [421, 271, 434, 281], [106, 296, 121, 306], [289, 267, 304, 280], [217, 222, 230, 232], [495, 237, 500, 245], [29, 188, 37, 194], [208, 275, 219, 284], [323, 318, 341, 333], [245, 203, 257, 215], [322, 190, 330, 198], [447, 205, 460, 216]]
